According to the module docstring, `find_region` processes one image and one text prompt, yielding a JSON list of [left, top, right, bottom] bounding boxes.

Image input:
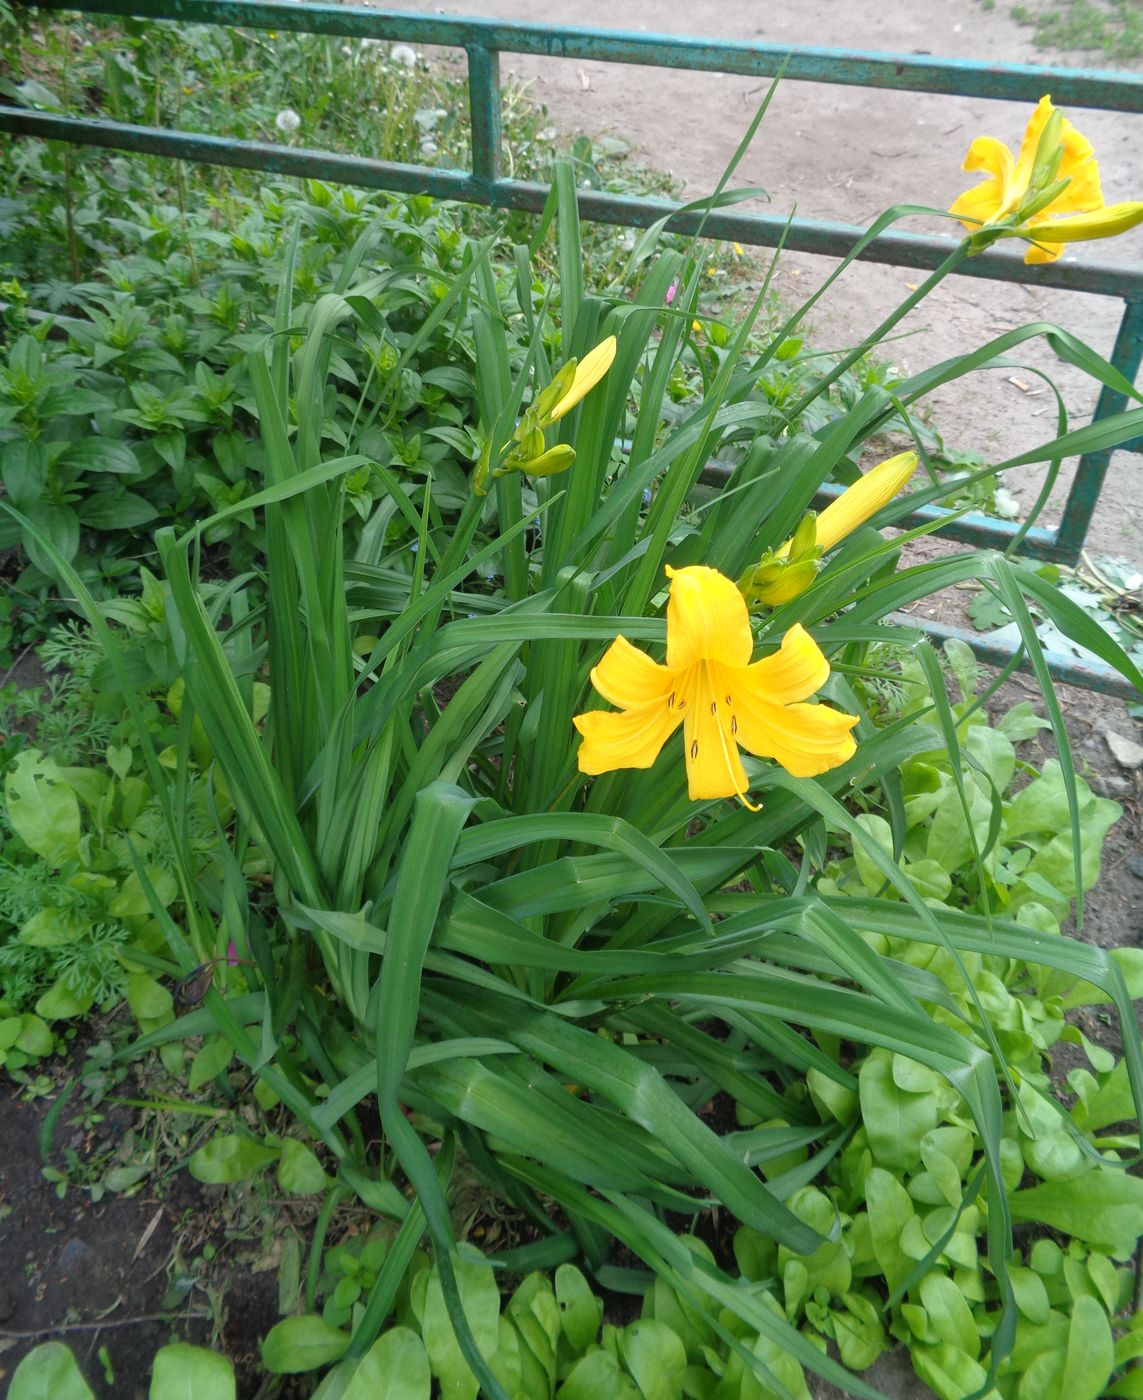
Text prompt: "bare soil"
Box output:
[[0, 1041, 308, 1399]]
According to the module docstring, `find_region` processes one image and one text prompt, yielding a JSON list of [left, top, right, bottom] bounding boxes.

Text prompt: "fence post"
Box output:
[[1054, 297, 1143, 565], [467, 44, 503, 198]]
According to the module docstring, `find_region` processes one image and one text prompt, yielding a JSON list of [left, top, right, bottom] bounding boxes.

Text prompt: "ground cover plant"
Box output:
[[4, 43, 1143, 1400], [0, 11, 736, 657]]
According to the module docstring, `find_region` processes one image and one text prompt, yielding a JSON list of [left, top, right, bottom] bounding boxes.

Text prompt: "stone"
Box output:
[[1106, 732, 1143, 769], [57, 1236, 91, 1277]]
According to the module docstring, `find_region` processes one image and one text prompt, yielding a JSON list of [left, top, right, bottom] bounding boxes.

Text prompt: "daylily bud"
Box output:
[[507, 425, 546, 465], [1013, 200, 1143, 245], [544, 335, 617, 424], [769, 452, 918, 564], [1008, 176, 1073, 227], [471, 336, 616, 497], [1027, 109, 1064, 199], [472, 434, 494, 496], [786, 511, 819, 564], [738, 556, 821, 607], [812, 450, 919, 552], [532, 361, 578, 424], [496, 444, 576, 480]]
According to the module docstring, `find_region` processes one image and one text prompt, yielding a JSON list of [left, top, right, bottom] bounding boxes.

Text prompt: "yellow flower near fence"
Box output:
[[950, 94, 1143, 263], [574, 565, 858, 806]]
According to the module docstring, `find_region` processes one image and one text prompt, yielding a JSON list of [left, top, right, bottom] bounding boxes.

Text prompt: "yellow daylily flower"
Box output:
[[545, 335, 617, 424], [950, 94, 1108, 263], [573, 565, 859, 806]]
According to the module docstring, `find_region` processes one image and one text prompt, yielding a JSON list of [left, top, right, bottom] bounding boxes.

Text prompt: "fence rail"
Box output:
[[3, 2, 1143, 692]]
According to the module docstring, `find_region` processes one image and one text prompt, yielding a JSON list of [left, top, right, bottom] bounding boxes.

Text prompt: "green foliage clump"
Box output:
[[0, 621, 227, 1071]]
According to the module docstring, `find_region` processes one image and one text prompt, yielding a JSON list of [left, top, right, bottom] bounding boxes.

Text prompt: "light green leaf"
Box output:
[[1010, 1171, 1143, 1257], [1017, 1349, 1064, 1400], [555, 1264, 603, 1354], [831, 1291, 886, 1371], [911, 1341, 990, 1400], [35, 979, 90, 1021], [859, 1050, 939, 1171], [188, 1134, 280, 1185], [619, 1319, 687, 1400], [557, 1350, 639, 1400], [851, 814, 895, 894], [16, 1014, 54, 1058], [1009, 1266, 1050, 1324], [864, 1167, 915, 1295], [423, 1256, 501, 1399], [919, 1273, 979, 1359], [1059, 1295, 1114, 1400], [10, 1343, 95, 1399], [126, 973, 173, 1024], [188, 1036, 233, 1092], [964, 724, 1016, 797], [261, 1315, 351, 1374], [340, 1328, 431, 1399], [277, 1139, 329, 1195], [925, 771, 991, 873], [4, 752, 82, 865], [903, 858, 952, 902], [996, 701, 1051, 743], [149, 1343, 236, 1399], [488, 1315, 522, 1398], [18, 908, 87, 948]]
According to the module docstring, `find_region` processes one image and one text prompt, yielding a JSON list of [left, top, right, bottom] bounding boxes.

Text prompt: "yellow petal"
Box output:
[[742, 624, 830, 705], [950, 176, 1008, 231], [574, 702, 681, 775], [732, 695, 859, 778], [812, 451, 919, 553], [590, 635, 673, 709], [962, 135, 1016, 185], [950, 135, 1015, 229], [681, 662, 750, 802], [548, 335, 617, 422], [665, 565, 753, 672], [1023, 239, 1064, 265], [1048, 122, 1103, 214]]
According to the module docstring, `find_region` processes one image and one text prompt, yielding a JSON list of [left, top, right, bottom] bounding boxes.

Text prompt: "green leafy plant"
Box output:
[[7, 56, 1143, 1400], [0, 622, 230, 1073], [826, 639, 1120, 934], [9, 1340, 235, 1400]]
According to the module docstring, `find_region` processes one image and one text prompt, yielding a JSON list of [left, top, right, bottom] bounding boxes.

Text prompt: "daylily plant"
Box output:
[[739, 450, 919, 607], [473, 335, 617, 494], [574, 565, 858, 806], [950, 94, 1143, 263]]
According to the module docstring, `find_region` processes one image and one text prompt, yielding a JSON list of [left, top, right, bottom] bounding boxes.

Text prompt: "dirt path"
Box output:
[[382, 0, 1143, 564]]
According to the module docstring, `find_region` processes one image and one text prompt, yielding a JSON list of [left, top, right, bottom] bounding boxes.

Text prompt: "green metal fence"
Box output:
[[3, 2, 1142, 691]]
